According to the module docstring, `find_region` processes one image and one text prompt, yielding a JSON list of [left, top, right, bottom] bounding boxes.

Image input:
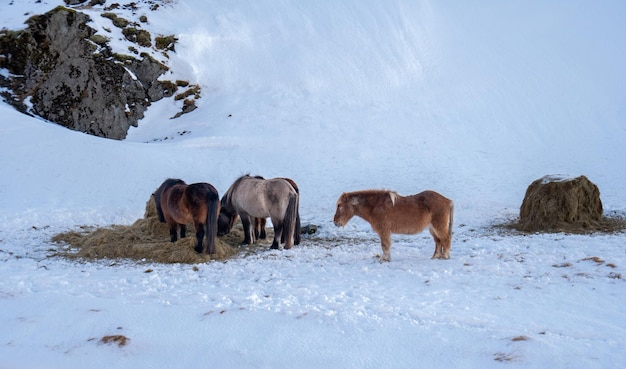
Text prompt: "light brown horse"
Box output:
[[154, 178, 220, 254], [218, 175, 299, 249], [333, 189, 454, 261]]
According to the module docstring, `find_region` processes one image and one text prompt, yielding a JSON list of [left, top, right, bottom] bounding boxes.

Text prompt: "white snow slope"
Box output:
[[1, 1, 625, 368]]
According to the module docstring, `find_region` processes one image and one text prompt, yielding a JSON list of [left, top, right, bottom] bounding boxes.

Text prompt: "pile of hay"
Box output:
[[52, 196, 272, 264], [511, 175, 624, 233]]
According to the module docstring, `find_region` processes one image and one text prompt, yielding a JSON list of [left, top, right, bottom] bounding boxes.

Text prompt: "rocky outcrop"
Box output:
[[0, 6, 169, 139]]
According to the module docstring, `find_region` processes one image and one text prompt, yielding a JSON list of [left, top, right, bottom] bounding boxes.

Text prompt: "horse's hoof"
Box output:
[[376, 254, 391, 262], [270, 245, 279, 250]]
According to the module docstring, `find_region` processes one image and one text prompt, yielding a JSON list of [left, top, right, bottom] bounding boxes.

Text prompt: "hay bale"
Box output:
[[52, 196, 273, 264], [144, 194, 159, 218], [517, 175, 603, 233]]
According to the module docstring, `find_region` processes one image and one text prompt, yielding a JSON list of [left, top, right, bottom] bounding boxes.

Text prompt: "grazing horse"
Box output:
[[154, 178, 220, 254], [248, 177, 302, 245], [217, 176, 269, 239], [333, 189, 454, 261], [218, 175, 299, 249]]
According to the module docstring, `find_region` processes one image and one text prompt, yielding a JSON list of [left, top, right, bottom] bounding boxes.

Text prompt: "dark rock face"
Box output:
[[0, 7, 168, 139]]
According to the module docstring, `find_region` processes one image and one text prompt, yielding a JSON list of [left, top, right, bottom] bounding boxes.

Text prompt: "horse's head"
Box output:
[[217, 195, 238, 236], [333, 193, 359, 227]]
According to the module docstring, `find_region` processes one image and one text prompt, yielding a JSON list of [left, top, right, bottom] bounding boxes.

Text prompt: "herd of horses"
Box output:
[[154, 175, 454, 262]]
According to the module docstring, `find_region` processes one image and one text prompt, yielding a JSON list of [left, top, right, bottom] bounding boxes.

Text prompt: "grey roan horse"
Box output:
[[218, 175, 299, 249], [242, 176, 302, 246]]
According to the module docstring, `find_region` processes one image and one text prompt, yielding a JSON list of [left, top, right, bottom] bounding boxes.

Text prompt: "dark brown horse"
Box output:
[[154, 178, 220, 254], [218, 175, 299, 249], [333, 189, 454, 261]]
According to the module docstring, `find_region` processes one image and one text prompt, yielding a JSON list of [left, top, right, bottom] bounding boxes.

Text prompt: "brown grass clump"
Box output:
[[506, 175, 626, 234], [100, 335, 129, 347], [52, 196, 271, 264], [582, 256, 605, 265]]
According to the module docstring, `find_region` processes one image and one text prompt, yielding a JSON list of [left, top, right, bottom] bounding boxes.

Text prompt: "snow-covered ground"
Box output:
[[1, 1, 625, 368]]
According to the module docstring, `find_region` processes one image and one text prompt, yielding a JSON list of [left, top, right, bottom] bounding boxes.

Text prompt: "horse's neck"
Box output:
[[355, 208, 374, 224], [353, 194, 376, 223]]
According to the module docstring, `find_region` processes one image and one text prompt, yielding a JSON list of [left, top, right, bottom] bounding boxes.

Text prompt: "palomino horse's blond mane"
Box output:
[[388, 191, 398, 206]]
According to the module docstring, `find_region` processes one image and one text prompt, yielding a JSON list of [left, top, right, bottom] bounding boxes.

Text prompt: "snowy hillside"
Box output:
[[1, 1, 625, 368]]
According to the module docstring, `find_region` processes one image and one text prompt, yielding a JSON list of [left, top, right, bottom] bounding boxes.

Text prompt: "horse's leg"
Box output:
[[430, 214, 451, 259], [439, 209, 453, 260], [240, 214, 254, 245], [379, 230, 392, 262], [254, 218, 266, 240], [260, 218, 267, 239], [439, 230, 451, 260], [169, 224, 178, 243], [271, 220, 283, 250], [429, 228, 443, 259], [194, 222, 205, 253], [180, 224, 187, 239]]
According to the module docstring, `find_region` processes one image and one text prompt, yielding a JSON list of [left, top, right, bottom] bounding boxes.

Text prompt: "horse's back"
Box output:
[[406, 190, 451, 208], [186, 182, 219, 200], [231, 176, 296, 218], [388, 191, 450, 224], [156, 179, 185, 200], [157, 178, 185, 193], [183, 183, 218, 213], [403, 191, 452, 229], [267, 178, 298, 195], [280, 177, 300, 193]]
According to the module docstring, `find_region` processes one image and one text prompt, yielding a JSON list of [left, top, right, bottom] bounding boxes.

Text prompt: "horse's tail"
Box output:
[[282, 178, 302, 245], [282, 192, 298, 248], [448, 200, 454, 238], [294, 195, 302, 245], [289, 180, 302, 245], [205, 189, 220, 255]]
